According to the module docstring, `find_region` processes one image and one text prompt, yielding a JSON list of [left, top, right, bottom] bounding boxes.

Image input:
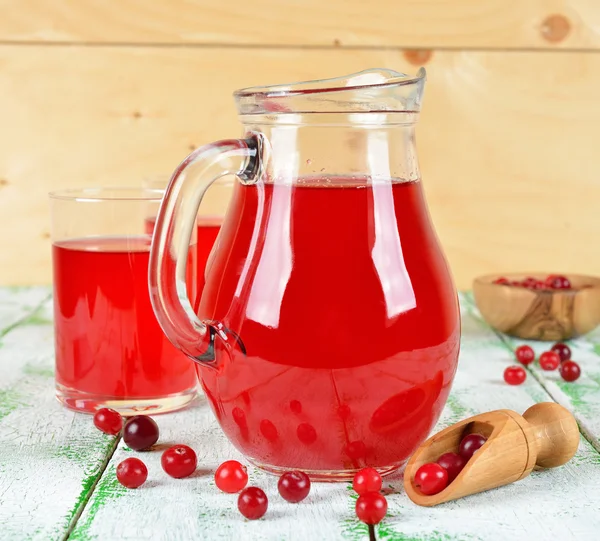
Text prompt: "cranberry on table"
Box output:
[[539, 351, 561, 371], [123, 415, 159, 451], [414, 463, 448, 495], [355, 492, 388, 525], [515, 345, 535, 365], [161, 444, 197, 478], [238, 487, 268, 520], [551, 342, 572, 362], [116, 457, 148, 489], [459, 433, 487, 460], [278, 471, 311, 503], [504, 365, 526, 386], [545, 274, 572, 290], [560, 360, 581, 382], [352, 467, 382, 495], [93, 408, 123, 435], [215, 460, 248, 493], [436, 452, 467, 483]]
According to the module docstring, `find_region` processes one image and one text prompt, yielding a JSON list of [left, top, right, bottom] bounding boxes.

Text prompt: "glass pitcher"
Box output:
[[149, 69, 460, 480]]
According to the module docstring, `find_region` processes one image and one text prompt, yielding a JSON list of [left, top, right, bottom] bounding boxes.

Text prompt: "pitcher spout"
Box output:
[[234, 67, 426, 116]]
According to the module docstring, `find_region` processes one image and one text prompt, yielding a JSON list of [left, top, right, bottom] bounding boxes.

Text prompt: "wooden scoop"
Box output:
[[403, 402, 579, 506]]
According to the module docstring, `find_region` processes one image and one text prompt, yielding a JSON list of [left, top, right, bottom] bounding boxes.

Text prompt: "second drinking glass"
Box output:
[[144, 176, 233, 307]]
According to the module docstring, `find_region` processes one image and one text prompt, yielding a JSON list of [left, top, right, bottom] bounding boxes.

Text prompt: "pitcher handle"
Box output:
[[149, 135, 260, 363]]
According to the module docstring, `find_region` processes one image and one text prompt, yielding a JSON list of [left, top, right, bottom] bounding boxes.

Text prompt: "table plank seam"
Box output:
[[63, 436, 121, 541], [461, 294, 600, 457]]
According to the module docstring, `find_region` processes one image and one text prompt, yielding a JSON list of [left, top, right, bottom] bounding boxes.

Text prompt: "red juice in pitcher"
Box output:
[[53, 236, 198, 409], [198, 178, 460, 474]]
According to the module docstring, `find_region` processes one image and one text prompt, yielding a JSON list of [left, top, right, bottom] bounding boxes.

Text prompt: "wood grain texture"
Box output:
[[3, 46, 600, 288], [0, 293, 118, 541], [66, 295, 600, 540], [0, 0, 598, 49]]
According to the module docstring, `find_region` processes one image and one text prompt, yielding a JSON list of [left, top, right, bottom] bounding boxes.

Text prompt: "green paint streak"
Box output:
[[444, 394, 472, 425], [39, 427, 120, 540], [0, 388, 27, 421], [571, 449, 600, 467], [341, 488, 371, 541], [22, 311, 53, 326], [68, 464, 128, 541], [377, 531, 480, 541], [23, 363, 54, 378], [0, 292, 52, 338], [554, 382, 596, 416], [592, 344, 600, 357]]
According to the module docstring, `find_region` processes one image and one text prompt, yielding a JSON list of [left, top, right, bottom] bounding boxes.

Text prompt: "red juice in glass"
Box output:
[[145, 216, 222, 305], [53, 236, 198, 411], [197, 179, 460, 473]]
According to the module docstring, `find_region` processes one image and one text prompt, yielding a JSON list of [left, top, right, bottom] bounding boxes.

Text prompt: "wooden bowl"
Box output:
[[472, 273, 600, 341]]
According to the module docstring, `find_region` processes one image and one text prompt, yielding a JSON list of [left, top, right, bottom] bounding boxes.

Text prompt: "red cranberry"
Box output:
[[116, 457, 148, 489], [522, 277, 538, 289], [510, 280, 522, 286], [297, 423, 317, 445], [93, 408, 123, 435], [232, 407, 247, 429], [345, 441, 367, 460], [123, 415, 159, 451], [539, 351, 560, 371], [459, 433, 487, 459], [504, 365, 526, 386], [493, 277, 510, 285], [414, 463, 448, 495], [436, 452, 467, 483], [355, 492, 388, 525], [215, 460, 248, 493], [278, 471, 311, 503], [515, 345, 535, 365], [560, 360, 581, 382], [259, 419, 278, 442], [545, 274, 572, 290], [238, 487, 268, 520], [352, 467, 382, 495], [551, 342, 572, 362], [289, 400, 302, 414], [533, 280, 547, 290], [161, 444, 197, 478]]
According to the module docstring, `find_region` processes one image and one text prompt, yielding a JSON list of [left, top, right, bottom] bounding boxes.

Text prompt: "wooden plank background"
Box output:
[[1, 1, 599, 288]]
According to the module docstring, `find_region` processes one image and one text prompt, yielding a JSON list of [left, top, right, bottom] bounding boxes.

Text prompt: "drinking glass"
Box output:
[[144, 176, 233, 303], [49, 187, 198, 414]]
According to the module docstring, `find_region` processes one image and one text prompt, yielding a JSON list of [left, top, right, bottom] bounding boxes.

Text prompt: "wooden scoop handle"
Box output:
[[522, 402, 580, 468]]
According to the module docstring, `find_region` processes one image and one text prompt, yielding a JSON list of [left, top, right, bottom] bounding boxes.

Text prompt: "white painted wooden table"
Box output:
[[1, 287, 600, 541]]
